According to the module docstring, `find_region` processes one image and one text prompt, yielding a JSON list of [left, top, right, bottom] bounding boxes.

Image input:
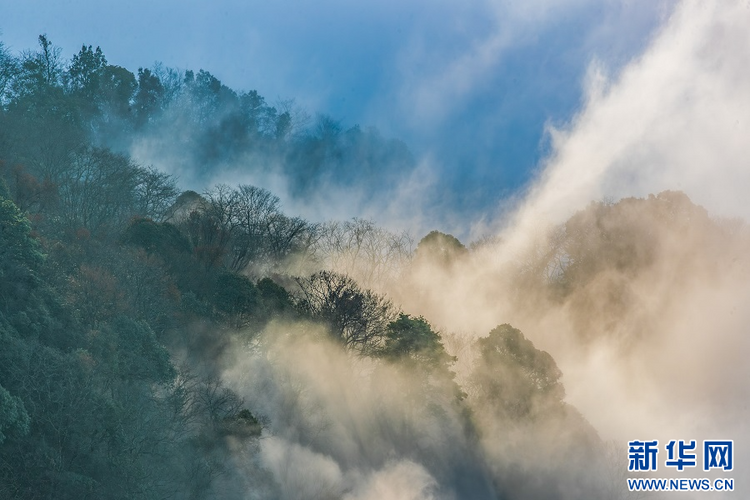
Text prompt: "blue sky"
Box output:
[[0, 0, 674, 225]]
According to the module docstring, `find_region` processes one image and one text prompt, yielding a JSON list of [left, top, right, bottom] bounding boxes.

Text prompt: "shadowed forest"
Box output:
[[1, 35, 748, 499]]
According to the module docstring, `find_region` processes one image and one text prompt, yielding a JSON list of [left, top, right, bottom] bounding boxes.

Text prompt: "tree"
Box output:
[[3, 36, 85, 183], [0, 383, 30, 445], [122, 217, 192, 257], [263, 213, 317, 270], [469, 324, 603, 499], [104, 316, 175, 383], [472, 324, 564, 419], [256, 277, 296, 323], [197, 184, 318, 272], [133, 67, 164, 128], [316, 218, 412, 290], [510, 191, 726, 342], [187, 69, 237, 125], [0, 41, 19, 105], [381, 315, 454, 366], [0, 196, 44, 318], [224, 184, 279, 271], [379, 314, 465, 403], [212, 272, 259, 329], [295, 271, 396, 354], [120, 218, 197, 298], [0, 195, 43, 266], [97, 64, 137, 121], [65, 45, 139, 137], [11, 34, 64, 98], [183, 186, 233, 270], [0, 171, 8, 198], [415, 230, 467, 266], [57, 147, 141, 235], [2, 163, 57, 213], [65, 44, 107, 115], [134, 166, 180, 221], [68, 264, 128, 326]]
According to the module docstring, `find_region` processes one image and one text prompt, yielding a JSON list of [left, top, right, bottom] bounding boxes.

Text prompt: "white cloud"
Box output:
[[485, 0, 750, 444], [513, 0, 750, 237], [389, 0, 750, 452]]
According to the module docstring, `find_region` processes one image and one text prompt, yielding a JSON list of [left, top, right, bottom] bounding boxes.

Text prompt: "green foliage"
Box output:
[[66, 44, 108, 119], [0, 197, 52, 340], [256, 277, 295, 318], [0, 32, 426, 500], [415, 230, 467, 266], [107, 316, 175, 383], [133, 67, 164, 127], [67, 45, 107, 90], [286, 117, 414, 195], [121, 217, 203, 305], [98, 64, 137, 119], [381, 314, 455, 368], [0, 338, 108, 498], [0, 174, 9, 198], [122, 217, 191, 256], [380, 314, 466, 404], [470, 325, 603, 498], [0, 383, 30, 444], [13, 35, 64, 97], [0, 196, 43, 266], [0, 32, 631, 499], [0, 197, 82, 350], [178, 291, 215, 320], [213, 272, 259, 328], [0, 41, 18, 104]]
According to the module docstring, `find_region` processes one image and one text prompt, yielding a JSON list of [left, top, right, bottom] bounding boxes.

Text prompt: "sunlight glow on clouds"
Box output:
[[511, 0, 750, 239]]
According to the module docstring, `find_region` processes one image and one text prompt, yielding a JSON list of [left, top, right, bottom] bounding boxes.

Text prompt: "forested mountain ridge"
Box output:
[[1, 35, 744, 499], [0, 35, 414, 202]]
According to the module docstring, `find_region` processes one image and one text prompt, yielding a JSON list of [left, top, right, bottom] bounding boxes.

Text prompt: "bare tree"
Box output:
[[315, 218, 412, 290], [58, 147, 140, 235], [199, 184, 319, 273], [0, 41, 18, 105], [295, 271, 397, 354], [229, 184, 280, 271], [134, 166, 179, 221]]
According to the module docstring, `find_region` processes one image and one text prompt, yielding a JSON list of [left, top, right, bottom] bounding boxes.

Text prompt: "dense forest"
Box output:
[[1, 35, 747, 499]]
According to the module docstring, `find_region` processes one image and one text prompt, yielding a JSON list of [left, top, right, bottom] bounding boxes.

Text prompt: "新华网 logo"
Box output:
[[627, 439, 733, 472]]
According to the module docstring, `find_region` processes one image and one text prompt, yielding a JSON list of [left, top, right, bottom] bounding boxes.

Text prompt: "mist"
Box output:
[[210, 0, 749, 496], [1, 1, 748, 499], [192, 1, 750, 495], [384, 1, 750, 496]]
